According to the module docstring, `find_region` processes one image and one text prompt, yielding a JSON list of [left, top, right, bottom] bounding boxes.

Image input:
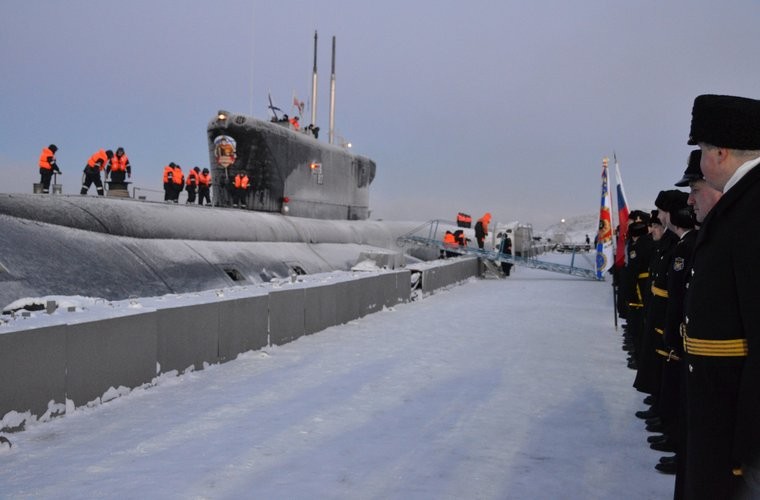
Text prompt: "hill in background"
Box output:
[[537, 213, 598, 245]]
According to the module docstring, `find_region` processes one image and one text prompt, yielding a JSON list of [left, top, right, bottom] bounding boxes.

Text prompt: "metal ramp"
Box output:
[[396, 220, 600, 281]]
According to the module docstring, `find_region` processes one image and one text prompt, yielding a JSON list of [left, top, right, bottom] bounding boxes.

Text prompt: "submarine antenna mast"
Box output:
[[329, 35, 336, 145], [311, 31, 318, 129]]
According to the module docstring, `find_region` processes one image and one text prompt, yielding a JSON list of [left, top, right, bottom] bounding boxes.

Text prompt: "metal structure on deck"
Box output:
[[396, 220, 600, 281]]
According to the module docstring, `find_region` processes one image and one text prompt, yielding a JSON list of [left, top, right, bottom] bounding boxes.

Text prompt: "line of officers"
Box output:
[[614, 94, 760, 499]]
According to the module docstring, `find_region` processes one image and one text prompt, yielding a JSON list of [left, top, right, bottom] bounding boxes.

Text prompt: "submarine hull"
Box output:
[[0, 194, 436, 310]]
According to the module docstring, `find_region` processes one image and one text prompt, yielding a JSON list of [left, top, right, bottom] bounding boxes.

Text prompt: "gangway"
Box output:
[[396, 220, 600, 281]]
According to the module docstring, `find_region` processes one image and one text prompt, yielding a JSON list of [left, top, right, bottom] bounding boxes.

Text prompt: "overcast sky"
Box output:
[[2, 0, 758, 229]]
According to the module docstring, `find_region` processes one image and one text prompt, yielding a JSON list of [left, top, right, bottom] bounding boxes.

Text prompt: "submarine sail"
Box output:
[[207, 111, 375, 220]]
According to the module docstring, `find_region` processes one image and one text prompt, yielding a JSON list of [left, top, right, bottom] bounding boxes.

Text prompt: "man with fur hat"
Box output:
[[683, 94, 760, 498]]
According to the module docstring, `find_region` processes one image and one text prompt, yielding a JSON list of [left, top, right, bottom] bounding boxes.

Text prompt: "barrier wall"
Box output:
[[417, 257, 479, 295], [218, 296, 269, 360], [67, 314, 157, 408], [1, 260, 475, 432]]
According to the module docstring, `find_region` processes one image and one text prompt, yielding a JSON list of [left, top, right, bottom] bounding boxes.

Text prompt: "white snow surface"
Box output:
[[0, 262, 672, 499]]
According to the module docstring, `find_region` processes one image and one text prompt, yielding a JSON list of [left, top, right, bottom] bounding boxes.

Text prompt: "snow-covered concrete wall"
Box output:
[[1, 255, 481, 432], [413, 257, 480, 295], [1, 269, 418, 431]]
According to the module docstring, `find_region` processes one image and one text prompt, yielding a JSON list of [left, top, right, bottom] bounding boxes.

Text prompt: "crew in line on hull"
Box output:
[[170, 163, 184, 203], [186, 166, 201, 204], [38, 144, 62, 194], [81, 149, 112, 196], [198, 167, 212, 206], [106, 147, 131, 184], [162, 162, 184, 203], [232, 171, 251, 208]]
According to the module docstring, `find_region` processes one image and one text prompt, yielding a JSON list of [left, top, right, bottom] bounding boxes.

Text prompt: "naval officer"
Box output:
[[682, 94, 760, 499]]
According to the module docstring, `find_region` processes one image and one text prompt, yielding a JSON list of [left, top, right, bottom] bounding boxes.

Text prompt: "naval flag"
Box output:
[[595, 157, 614, 280], [293, 96, 305, 116], [613, 155, 629, 269]]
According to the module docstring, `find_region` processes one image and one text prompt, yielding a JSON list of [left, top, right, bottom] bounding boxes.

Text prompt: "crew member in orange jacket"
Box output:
[[170, 163, 184, 203], [474, 212, 491, 249], [81, 149, 113, 195], [442, 231, 458, 258], [38, 144, 62, 194], [162, 163, 176, 201], [106, 147, 131, 184], [232, 171, 250, 208], [197, 168, 212, 206], [185, 166, 201, 204]]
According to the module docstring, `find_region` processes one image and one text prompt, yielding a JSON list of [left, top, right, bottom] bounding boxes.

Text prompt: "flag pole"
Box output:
[[611, 152, 619, 330], [612, 154, 630, 330]]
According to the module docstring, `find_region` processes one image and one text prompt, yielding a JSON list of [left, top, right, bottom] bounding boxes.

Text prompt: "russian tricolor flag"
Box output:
[[614, 155, 629, 269]]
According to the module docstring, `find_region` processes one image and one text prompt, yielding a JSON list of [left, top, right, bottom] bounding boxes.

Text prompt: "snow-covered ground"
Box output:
[[0, 262, 672, 499]]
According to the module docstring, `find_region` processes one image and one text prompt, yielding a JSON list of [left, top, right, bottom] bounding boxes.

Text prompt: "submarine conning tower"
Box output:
[[207, 111, 376, 220]]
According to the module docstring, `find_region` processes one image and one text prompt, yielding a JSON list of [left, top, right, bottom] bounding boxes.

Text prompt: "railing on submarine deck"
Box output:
[[395, 220, 600, 281]]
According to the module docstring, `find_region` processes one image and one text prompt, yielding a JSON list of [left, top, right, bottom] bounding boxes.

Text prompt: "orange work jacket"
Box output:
[[186, 170, 200, 186], [39, 147, 56, 170], [198, 172, 211, 187], [87, 150, 109, 171], [234, 174, 250, 189], [109, 154, 129, 172], [163, 165, 174, 183], [172, 165, 184, 185]]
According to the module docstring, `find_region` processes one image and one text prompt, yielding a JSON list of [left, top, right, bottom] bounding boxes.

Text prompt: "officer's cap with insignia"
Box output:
[[688, 94, 760, 149], [629, 210, 650, 224], [649, 209, 662, 226], [655, 189, 694, 229], [674, 149, 703, 187], [654, 190, 686, 213]]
